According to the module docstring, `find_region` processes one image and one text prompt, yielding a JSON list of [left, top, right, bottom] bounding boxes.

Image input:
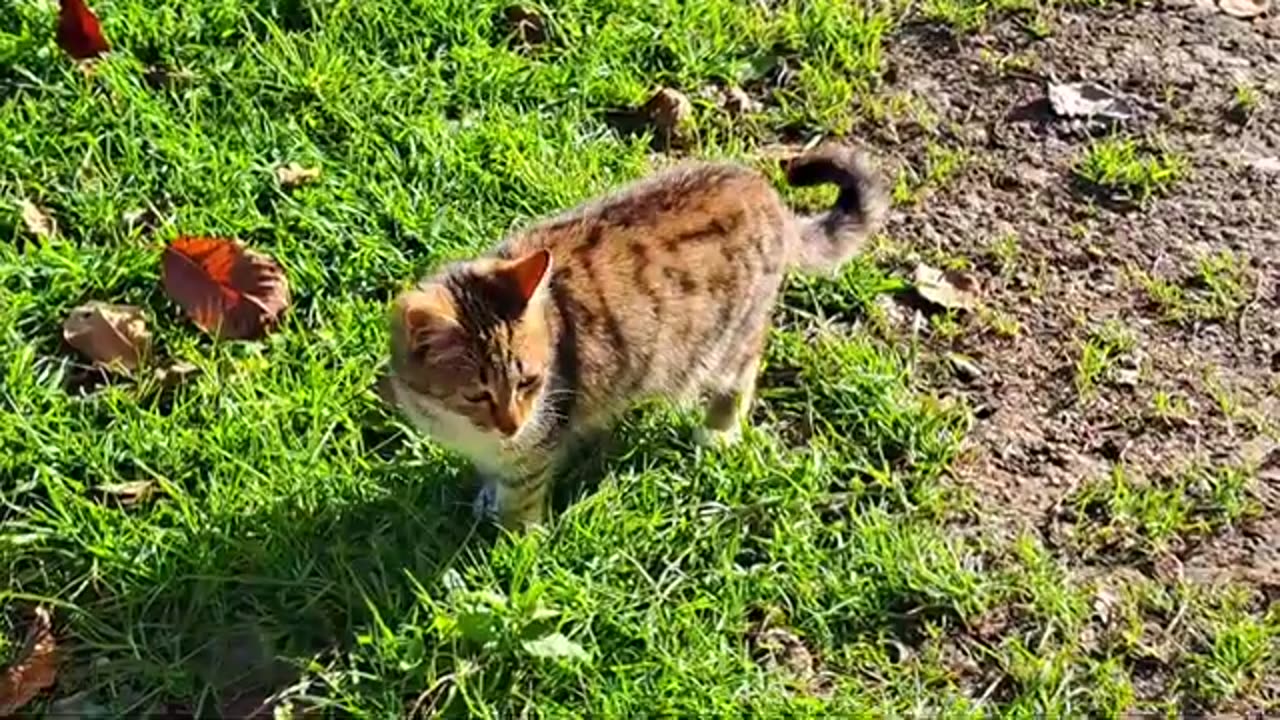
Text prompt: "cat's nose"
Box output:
[[493, 407, 521, 436]]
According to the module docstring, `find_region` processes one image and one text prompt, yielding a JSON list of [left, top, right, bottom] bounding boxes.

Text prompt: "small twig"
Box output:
[[408, 673, 456, 719]]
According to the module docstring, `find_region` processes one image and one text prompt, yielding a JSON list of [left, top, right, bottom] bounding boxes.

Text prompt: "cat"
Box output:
[[387, 144, 887, 529]]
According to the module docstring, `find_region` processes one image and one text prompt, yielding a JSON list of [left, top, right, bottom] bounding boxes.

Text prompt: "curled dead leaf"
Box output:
[[0, 607, 58, 716], [749, 627, 834, 699], [161, 237, 290, 341], [56, 0, 109, 61], [62, 302, 150, 372], [94, 479, 156, 506], [274, 163, 321, 189], [720, 86, 761, 116], [20, 200, 57, 239], [1219, 0, 1270, 17], [153, 360, 201, 388], [643, 88, 693, 141], [1047, 82, 1138, 122], [144, 64, 196, 90], [912, 264, 981, 311]]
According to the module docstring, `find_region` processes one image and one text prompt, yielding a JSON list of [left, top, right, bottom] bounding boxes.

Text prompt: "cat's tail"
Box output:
[[784, 145, 888, 273]]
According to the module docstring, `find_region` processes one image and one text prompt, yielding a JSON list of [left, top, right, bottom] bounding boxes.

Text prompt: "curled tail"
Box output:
[[785, 145, 888, 273]]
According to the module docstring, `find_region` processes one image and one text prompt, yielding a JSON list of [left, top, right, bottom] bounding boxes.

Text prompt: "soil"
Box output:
[[871, 3, 1279, 559], [842, 3, 1280, 703]]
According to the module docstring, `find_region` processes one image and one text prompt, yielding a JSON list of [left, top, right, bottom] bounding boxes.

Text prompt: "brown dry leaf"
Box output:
[[274, 163, 321, 189], [912, 264, 981, 311], [643, 88, 693, 141], [0, 607, 59, 716], [749, 627, 834, 699], [153, 361, 201, 388], [20, 200, 57, 239], [1220, 0, 1270, 17], [161, 237, 290, 341], [62, 302, 151, 372], [95, 480, 156, 506], [720, 86, 760, 116]]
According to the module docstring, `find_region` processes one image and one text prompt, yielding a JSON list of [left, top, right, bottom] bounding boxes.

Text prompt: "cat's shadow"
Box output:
[[90, 407, 688, 717], [75, 419, 486, 717]]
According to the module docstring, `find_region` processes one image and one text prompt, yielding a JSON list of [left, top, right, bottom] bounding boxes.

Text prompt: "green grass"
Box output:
[[1074, 319, 1136, 399], [2, 0, 1278, 717], [1074, 136, 1187, 204], [1130, 250, 1254, 325], [1067, 462, 1260, 559]]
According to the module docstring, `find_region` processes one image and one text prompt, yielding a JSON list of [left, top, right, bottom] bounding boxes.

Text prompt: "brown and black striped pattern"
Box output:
[[387, 144, 886, 529]]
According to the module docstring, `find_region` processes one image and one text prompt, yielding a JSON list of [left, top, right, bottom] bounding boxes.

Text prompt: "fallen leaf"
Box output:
[[94, 480, 156, 506], [56, 0, 109, 61], [1153, 553, 1184, 582], [62, 302, 150, 372], [643, 87, 693, 141], [161, 237, 290, 341], [521, 633, 590, 662], [945, 352, 984, 383], [1047, 82, 1138, 122], [144, 64, 195, 88], [274, 163, 321, 189], [912, 264, 981, 311], [1092, 586, 1121, 625], [1220, 0, 1270, 16], [0, 607, 59, 716], [719, 86, 761, 116], [502, 5, 548, 46], [749, 627, 834, 699], [153, 360, 201, 388], [20, 200, 57, 239]]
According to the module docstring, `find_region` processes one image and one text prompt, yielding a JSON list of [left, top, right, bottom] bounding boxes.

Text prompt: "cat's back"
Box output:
[[502, 160, 793, 410]]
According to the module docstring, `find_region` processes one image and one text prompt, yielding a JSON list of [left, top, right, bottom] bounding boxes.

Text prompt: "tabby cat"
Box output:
[[387, 144, 886, 529]]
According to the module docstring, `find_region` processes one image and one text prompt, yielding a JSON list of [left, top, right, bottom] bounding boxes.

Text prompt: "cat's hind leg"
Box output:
[[696, 326, 767, 447]]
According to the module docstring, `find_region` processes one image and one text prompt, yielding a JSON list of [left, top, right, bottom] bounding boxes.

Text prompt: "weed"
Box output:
[[988, 232, 1021, 278], [1182, 590, 1280, 705], [1228, 82, 1260, 123], [930, 311, 966, 341], [1074, 319, 1136, 398], [1149, 390, 1192, 425], [980, 307, 1022, 338], [1075, 137, 1187, 203], [1193, 250, 1253, 321], [1070, 463, 1259, 558], [894, 143, 968, 205], [1131, 251, 1253, 324]]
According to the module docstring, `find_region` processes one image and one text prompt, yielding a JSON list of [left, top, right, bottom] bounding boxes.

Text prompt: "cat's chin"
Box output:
[[391, 379, 505, 463]]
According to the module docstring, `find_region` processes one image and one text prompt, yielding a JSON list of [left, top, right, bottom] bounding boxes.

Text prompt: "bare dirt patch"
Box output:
[[854, 6, 1279, 704]]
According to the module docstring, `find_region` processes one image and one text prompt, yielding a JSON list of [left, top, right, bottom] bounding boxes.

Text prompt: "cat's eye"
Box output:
[[463, 390, 494, 405], [517, 376, 540, 391]]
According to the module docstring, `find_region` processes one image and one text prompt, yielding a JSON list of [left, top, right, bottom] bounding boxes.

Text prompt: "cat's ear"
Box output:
[[501, 249, 552, 304], [394, 284, 459, 354]]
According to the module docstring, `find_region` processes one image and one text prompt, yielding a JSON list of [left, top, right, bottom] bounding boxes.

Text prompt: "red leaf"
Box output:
[[0, 607, 59, 716], [56, 0, 110, 61], [161, 237, 291, 341]]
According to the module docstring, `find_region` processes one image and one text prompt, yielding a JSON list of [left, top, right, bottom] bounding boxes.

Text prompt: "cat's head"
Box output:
[[388, 249, 554, 443]]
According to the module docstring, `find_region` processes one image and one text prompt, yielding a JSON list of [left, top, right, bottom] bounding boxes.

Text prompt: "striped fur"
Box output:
[[388, 144, 886, 529]]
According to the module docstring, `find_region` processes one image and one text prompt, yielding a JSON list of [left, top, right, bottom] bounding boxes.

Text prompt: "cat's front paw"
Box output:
[[473, 480, 499, 522], [694, 424, 742, 448]]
